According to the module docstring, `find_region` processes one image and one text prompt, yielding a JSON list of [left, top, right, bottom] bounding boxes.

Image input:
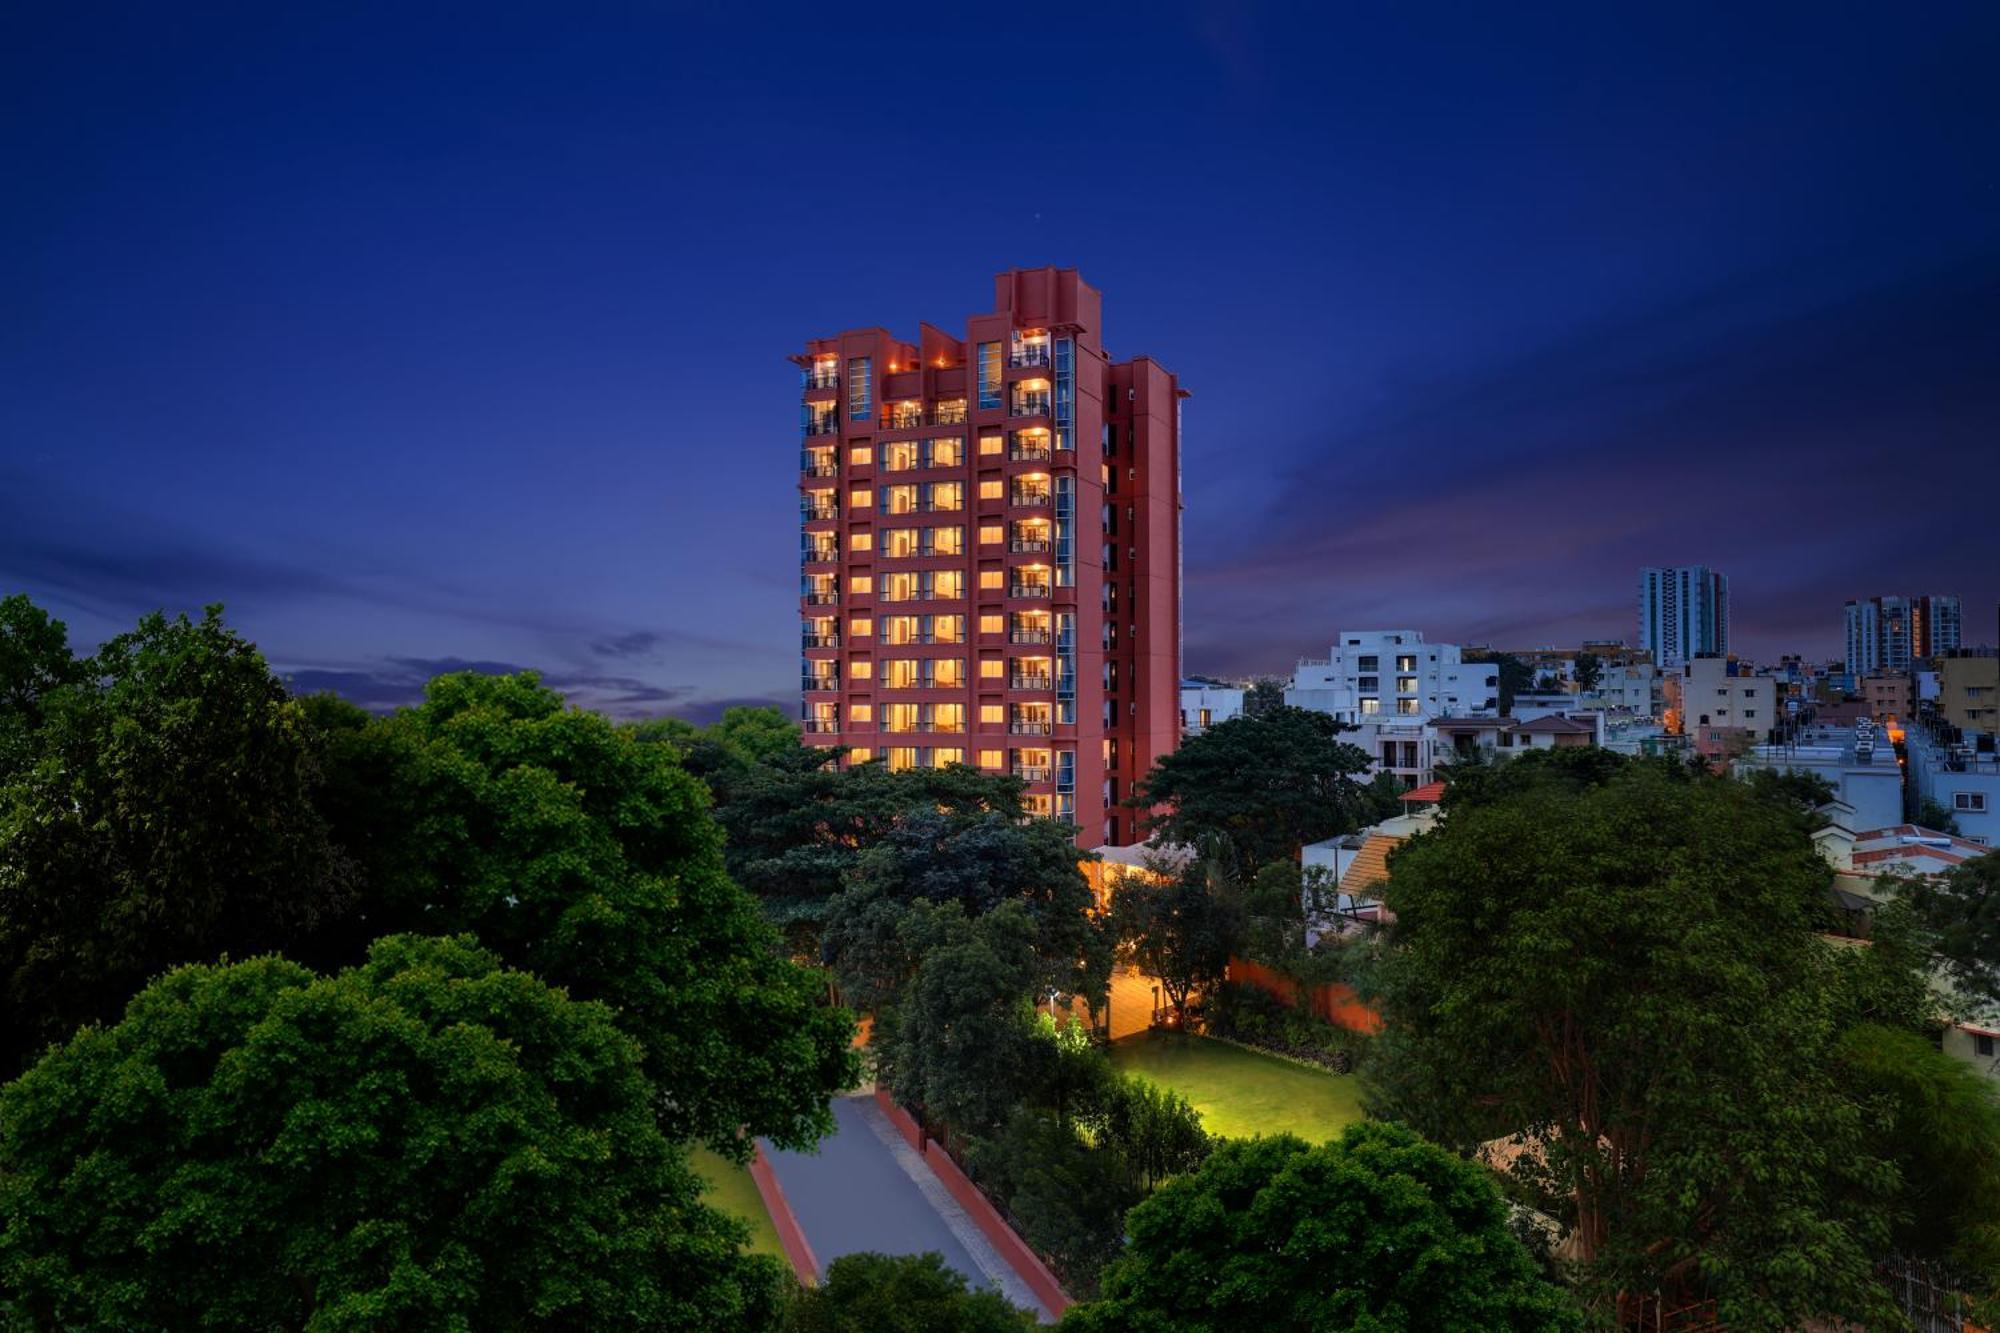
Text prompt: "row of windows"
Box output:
[[831, 522, 1057, 554], [805, 701, 1061, 729], [800, 654, 1058, 686]]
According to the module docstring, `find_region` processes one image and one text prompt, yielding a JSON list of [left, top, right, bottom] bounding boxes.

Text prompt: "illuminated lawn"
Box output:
[[1107, 1030, 1367, 1144], [689, 1147, 786, 1261]]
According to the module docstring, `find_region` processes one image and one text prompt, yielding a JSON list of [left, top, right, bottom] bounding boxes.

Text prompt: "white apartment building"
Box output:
[[1179, 681, 1245, 737], [1639, 565, 1729, 669], [1734, 723, 1904, 830], [1670, 655, 1775, 757], [1286, 631, 1499, 722]]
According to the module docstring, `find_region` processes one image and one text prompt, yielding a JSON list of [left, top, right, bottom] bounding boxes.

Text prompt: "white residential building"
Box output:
[[1905, 723, 2000, 847], [1733, 724, 1904, 830], [1286, 630, 1499, 722], [1179, 681, 1245, 737]]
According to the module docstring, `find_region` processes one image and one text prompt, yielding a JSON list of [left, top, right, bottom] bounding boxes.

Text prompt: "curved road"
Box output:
[[761, 1093, 1051, 1321]]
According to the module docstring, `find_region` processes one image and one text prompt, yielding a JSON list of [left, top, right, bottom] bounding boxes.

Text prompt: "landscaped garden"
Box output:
[[688, 1147, 786, 1262], [1106, 1029, 1367, 1143]]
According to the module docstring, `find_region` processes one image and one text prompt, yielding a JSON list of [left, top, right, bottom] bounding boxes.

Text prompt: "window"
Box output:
[[1397, 677, 1418, 694], [980, 614, 1005, 634], [933, 747, 964, 767], [1397, 699, 1420, 715], [931, 570, 963, 600], [883, 660, 920, 689], [980, 479, 1004, 500], [981, 658, 1005, 678], [847, 747, 872, 764], [848, 357, 872, 420], [979, 749, 1003, 769], [1356, 655, 1379, 671], [934, 658, 965, 689], [849, 531, 872, 552], [980, 569, 1004, 589], [1977, 1033, 1995, 1057], [1357, 676, 1379, 691], [977, 342, 1001, 409], [849, 703, 872, 723], [933, 615, 966, 643], [847, 575, 872, 594], [927, 482, 963, 511], [885, 747, 918, 772], [1360, 697, 1381, 714], [1396, 655, 1416, 672], [849, 445, 872, 466], [883, 440, 920, 471], [850, 617, 872, 637], [881, 572, 918, 602], [980, 524, 1004, 545], [882, 483, 918, 514], [980, 704, 1005, 724], [850, 660, 872, 680], [1956, 792, 1989, 813], [933, 703, 966, 733], [848, 488, 871, 510], [979, 434, 1003, 456], [932, 526, 964, 556], [883, 528, 919, 558], [928, 437, 962, 468], [883, 703, 921, 733]]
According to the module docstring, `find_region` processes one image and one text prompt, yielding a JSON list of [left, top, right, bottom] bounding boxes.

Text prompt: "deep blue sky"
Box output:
[[4, 3, 1996, 719]]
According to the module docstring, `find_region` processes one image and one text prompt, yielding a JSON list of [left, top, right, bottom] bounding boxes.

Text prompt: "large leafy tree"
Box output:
[[1108, 860, 1239, 1027], [1130, 705, 1374, 875], [0, 935, 781, 1331], [1059, 1124, 1581, 1332], [0, 594, 81, 782], [1895, 853, 2000, 1014], [1370, 761, 1908, 1327], [825, 809, 1108, 1015], [312, 670, 857, 1154], [1464, 649, 1531, 714], [0, 605, 355, 1076], [784, 1251, 1038, 1333]]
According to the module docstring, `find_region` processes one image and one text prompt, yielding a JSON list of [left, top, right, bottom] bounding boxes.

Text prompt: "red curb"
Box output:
[[749, 1140, 820, 1286], [872, 1087, 1074, 1320]]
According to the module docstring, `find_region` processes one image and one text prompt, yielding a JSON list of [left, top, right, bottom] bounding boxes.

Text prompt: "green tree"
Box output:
[[1915, 795, 1964, 835], [1895, 853, 2000, 1013], [0, 594, 81, 781], [965, 1109, 1136, 1294], [825, 809, 1108, 1016], [1110, 860, 1239, 1028], [783, 1251, 1038, 1333], [1241, 676, 1286, 718], [312, 670, 857, 1155], [1060, 1125, 1581, 1332], [1131, 705, 1374, 876], [1370, 762, 1904, 1327], [1465, 649, 1531, 714], [0, 605, 356, 1077], [0, 935, 781, 1331], [1572, 651, 1603, 693]]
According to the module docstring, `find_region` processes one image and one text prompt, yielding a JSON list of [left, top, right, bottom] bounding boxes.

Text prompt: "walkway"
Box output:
[[761, 1092, 1050, 1320]]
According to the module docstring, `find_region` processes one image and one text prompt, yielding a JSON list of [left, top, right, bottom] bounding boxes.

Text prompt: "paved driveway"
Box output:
[[762, 1093, 1049, 1319]]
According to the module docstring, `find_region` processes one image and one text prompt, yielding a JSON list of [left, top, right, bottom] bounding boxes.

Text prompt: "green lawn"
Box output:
[[1107, 1031, 1366, 1143], [689, 1147, 786, 1262]]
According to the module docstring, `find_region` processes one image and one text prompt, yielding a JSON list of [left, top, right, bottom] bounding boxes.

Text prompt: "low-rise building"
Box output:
[[1936, 654, 1999, 739], [1734, 724, 1904, 830], [1286, 630, 1499, 722], [1179, 680, 1245, 737], [1666, 655, 1775, 758], [1860, 671, 1914, 725], [1904, 720, 2000, 846]]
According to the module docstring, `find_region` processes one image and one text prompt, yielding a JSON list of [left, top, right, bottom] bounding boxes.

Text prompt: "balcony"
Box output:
[[802, 415, 838, 438], [1008, 344, 1051, 368], [1009, 538, 1050, 553], [803, 363, 839, 391], [880, 404, 927, 431], [800, 457, 838, 478], [800, 504, 838, 522], [1009, 491, 1051, 508], [879, 402, 970, 431], [802, 676, 839, 693], [801, 633, 840, 649], [1009, 395, 1052, 418], [800, 548, 837, 566], [1008, 443, 1052, 462], [803, 591, 838, 606], [1011, 765, 1052, 782], [1009, 584, 1051, 600], [802, 718, 840, 734], [1009, 720, 1054, 735], [1010, 628, 1052, 644], [1009, 675, 1053, 691]]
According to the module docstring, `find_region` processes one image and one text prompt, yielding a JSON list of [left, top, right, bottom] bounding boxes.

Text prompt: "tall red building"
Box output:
[[795, 267, 1183, 847]]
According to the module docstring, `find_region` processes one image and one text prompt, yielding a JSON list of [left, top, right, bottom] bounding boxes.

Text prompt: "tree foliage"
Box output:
[[0, 594, 81, 782], [1465, 649, 1533, 714], [1572, 651, 1603, 693], [1109, 861, 1239, 1027], [1059, 1124, 1581, 1332], [0, 935, 782, 1331], [0, 605, 355, 1077], [1896, 852, 2000, 1016], [783, 1251, 1038, 1333], [1131, 705, 1374, 876], [311, 670, 857, 1155], [1370, 759, 1909, 1326]]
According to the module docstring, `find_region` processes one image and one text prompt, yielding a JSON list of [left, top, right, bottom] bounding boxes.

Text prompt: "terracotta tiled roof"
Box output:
[[1399, 781, 1446, 805], [1339, 832, 1405, 896], [1516, 714, 1596, 733]]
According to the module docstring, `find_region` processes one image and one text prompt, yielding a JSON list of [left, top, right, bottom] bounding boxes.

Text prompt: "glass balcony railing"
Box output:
[[803, 415, 838, 437], [801, 632, 840, 649], [800, 456, 838, 478], [803, 364, 839, 390], [1009, 538, 1050, 553], [803, 590, 838, 606], [1009, 395, 1051, 418], [1009, 628, 1052, 644], [802, 718, 840, 734], [1009, 584, 1051, 600], [1008, 344, 1051, 368], [1009, 675, 1053, 691], [1008, 443, 1052, 461], [802, 675, 839, 692], [1011, 764, 1052, 782], [800, 547, 837, 565], [1009, 719, 1054, 735], [800, 503, 838, 521], [878, 402, 970, 430], [1010, 491, 1051, 507]]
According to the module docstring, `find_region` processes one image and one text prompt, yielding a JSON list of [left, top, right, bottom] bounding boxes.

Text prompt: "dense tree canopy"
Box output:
[[0, 594, 81, 782], [1108, 861, 1238, 1026], [1370, 757, 1918, 1326], [1896, 852, 2000, 1014], [0, 935, 782, 1331], [1130, 705, 1374, 875], [311, 670, 857, 1154], [0, 605, 355, 1076], [783, 1251, 1038, 1333], [1059, 1124, 1581, 1332]]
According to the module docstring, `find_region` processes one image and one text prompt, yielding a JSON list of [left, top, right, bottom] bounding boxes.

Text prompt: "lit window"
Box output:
[[883, 440, 920, 471], [850, 703, 873, 723], [1360, 697, 1381, 714], [979, 569, 1004, 589], [847, 747, 873, 764], [932, 570, 963, 599], [882, 483, 918, 514], [980, 480, 1004, 500], [980, 614, 1005, 634], [849, 488, 871, 510], [980, 524, 1004, 545], [979, 749, 1003, 768], [884, 528, 919, 558], [850, 445, 872, 466], [849, 532, 872, 552], [851, 617, 873, 637], [881, 572, 917, 602], [934, 704, 966, 734], [848, 575, 872, 594], [979, 434, 1004, 456], [981, 658, 1005, 678], [927, 482, 963, 511], [932, 526, 964, 555], [933, 747, 964, 768], [933, 615, 966, 643], [929, 437, 963, 468], [885, 747, 918, 773], [980, 704, 1005, 724], [850, 660, 873, 680]]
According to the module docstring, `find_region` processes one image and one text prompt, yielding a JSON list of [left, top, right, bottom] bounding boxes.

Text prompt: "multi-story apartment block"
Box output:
[[1666, 654, 1774, 758], [1286, 630, 1499, 721], [1845, 594, 1962, 674], [1638, 566, 1729, 668], [793, 267, 1183, 846], [1936, 654, 1999, 739]]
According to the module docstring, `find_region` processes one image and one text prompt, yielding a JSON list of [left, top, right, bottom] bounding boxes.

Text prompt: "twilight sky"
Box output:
[[4, 3, 1996, 719]]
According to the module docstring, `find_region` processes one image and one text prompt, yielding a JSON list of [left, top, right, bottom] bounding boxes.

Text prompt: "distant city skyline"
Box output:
[[3, 5, 1996, 717]]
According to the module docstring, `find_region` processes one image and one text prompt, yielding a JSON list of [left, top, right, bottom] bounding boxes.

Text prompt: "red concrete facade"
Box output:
[[795, 268, 1183, 846]]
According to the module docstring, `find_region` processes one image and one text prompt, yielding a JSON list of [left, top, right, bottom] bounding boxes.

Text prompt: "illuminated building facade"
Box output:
[[795, 267, 1184, 846]]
